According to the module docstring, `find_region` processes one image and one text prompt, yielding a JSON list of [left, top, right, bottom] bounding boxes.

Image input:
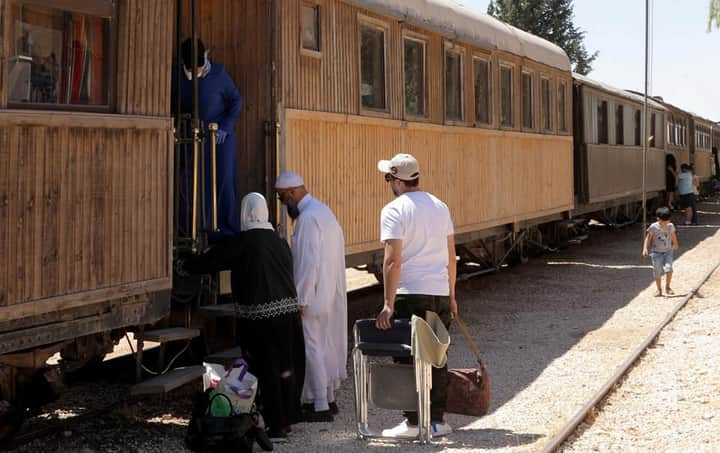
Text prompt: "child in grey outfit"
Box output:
[[642, 207, 679, 297]]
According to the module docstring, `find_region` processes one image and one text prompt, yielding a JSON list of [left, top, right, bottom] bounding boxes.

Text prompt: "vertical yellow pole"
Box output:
[[209, 122, 219, 232]]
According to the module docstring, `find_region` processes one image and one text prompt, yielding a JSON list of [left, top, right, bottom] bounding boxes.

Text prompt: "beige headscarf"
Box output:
[[240, 192, 274, 232]]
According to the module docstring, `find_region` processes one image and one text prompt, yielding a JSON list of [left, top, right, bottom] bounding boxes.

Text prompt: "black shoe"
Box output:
[[329, 402, 339, 415], [301, 403, 314, 413], [302, 409, 334, 423], [267, 429, 288, 443]]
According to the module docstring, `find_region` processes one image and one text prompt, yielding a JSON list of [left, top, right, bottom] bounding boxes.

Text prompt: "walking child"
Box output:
[[642, 207, 679, 297]]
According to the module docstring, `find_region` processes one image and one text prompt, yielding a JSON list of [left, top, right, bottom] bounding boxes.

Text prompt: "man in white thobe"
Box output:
[[275, 171, 347, 422]]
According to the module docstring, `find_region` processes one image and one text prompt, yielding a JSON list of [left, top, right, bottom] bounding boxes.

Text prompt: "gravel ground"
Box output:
[[562, 262, 720, 452], [8, 202, 720, 453]]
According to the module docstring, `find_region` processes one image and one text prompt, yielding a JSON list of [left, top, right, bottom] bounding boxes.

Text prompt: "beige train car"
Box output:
[[279, 0, 575, 267], [0, 0, 174, 397], [572, 74, 666, 218], [693, 116, 715, 183]]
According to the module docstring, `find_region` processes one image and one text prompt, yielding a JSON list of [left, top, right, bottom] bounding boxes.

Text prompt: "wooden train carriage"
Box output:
[[572, 74, 666, 216], [660, 99, 692, 175], [693, 116, 715, 183], [0, 0, 174, 366], [279, 0, 575, 266]]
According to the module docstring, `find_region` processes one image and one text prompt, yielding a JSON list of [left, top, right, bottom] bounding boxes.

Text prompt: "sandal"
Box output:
[[665, 287, 674, 295], [654, 289, 663, 297]]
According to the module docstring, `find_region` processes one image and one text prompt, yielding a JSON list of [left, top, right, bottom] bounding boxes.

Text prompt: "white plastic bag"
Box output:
[[216, 358, 257, 414], [202, 362, 225, 391]]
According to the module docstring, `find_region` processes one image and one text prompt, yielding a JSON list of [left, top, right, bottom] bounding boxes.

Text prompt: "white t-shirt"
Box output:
[[380, 191, 454, 296]]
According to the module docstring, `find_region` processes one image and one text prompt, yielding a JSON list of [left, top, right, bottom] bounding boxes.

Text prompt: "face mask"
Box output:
[[285, 199, 300, 220], [183, 50, 210, 80]]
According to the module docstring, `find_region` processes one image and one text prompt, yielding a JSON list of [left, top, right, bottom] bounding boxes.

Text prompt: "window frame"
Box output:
[[499, 62, 515, 129], [357, 15, 390, 116], [597, 99, 608, 144], [539, 74, 552, 132], [634, 109, 642, 146], [443, 41, 465, 125], [6, 0, 117, 112], [520, 68, 535, 131], [300, 1, 322, 58], [615, 104, 624, 145], [401, 31, 428, 121], [557, 79, 568, 133], [472, 53, 492, 127], [649, 112, 656, 148]]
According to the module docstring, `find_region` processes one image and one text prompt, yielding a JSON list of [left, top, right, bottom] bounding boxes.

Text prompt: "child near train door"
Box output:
[[642, 207, 679, 297]]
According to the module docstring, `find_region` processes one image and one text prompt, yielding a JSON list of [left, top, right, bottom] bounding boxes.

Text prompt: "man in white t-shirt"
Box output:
[[374, 153, 457, 438]]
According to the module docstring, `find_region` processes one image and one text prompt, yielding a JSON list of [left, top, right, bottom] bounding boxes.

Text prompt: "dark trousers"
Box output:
[[393, 294, 452, 425]]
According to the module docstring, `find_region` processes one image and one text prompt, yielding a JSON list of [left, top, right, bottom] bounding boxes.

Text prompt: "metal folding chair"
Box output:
[[352, 319, 433, 443]]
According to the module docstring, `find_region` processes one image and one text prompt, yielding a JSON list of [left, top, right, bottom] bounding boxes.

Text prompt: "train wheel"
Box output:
[[59, 332, 118, 374]]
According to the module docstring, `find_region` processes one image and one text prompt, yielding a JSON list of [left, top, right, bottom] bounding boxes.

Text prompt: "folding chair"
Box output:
[[352, 318, 433, 443]]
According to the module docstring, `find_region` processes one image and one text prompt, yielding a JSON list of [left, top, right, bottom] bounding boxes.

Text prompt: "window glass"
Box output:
[[558, 81, 567, 131], [634, 110, 641, 146], [474, 58, 490, 124], [615, 105, 624, 145], [404, 38, 425, 117], [445, 49, 463, 121], [301, 4, 320, 52], [360, 25, 386, 110], [8, 2, 111, 106], [541, 78, 551, 130], [521, 72, 533, 129], [597, 101, 608, 144], [650, 113, 656, 148], [500, 66, 513, 127]]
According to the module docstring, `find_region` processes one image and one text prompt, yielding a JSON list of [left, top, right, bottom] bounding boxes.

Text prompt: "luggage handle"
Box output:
[[454, 315, 485, 366]]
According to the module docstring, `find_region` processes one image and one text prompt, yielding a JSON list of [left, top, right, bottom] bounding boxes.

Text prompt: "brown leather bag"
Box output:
[[445, 315, 491, 417]]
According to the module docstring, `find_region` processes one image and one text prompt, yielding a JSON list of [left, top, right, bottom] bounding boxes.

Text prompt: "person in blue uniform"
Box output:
[[174, 38, 243, 241]]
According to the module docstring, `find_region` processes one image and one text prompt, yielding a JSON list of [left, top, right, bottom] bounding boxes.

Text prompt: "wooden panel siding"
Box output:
[[285, 109, 574, 255], [586, 144, 665, 204], [281, 0, 572, 133], [117, 0, 175, 116], [694, 149, 713, 181], [0, 112, 173, 314]]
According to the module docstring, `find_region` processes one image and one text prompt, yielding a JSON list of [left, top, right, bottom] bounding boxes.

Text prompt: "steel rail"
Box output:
[[541, 259, 720, 453]]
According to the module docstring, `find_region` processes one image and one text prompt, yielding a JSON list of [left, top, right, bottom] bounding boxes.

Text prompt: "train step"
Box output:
[[139, 327, 200, 343], [198, 303, 237, 318], [130, 365, 204, 396], [205, 346, 244, 364]]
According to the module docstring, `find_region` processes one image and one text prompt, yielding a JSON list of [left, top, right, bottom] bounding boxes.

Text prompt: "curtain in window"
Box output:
[[65, 14, 104, 105]]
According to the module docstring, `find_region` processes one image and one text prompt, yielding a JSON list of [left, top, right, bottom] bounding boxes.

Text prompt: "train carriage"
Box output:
[[572, 74, 666, 221], [0, 0, 175, 406], [692, 116, 715, 186], [279, 0, 575, 270]]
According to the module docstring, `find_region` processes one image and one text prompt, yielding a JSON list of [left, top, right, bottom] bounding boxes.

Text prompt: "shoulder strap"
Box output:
[[454, 315, 484, 364]]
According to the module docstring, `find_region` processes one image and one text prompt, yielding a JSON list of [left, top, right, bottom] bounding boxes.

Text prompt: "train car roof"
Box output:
[[573, 73, 667, 111], [344, 0, 571, 71]]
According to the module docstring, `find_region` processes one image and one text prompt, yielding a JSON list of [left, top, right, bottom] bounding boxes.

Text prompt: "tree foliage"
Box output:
[[710, 0, 720, 31], [487, 0, 598, 75]]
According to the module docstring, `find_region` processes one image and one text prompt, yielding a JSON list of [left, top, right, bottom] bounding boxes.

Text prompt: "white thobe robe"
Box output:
[[291, 195, 348, 405]]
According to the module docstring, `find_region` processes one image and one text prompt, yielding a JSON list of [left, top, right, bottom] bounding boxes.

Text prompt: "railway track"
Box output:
[[541, 260, 720, 452]]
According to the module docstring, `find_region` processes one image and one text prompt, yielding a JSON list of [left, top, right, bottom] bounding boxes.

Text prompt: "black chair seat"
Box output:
[[354, 319, 412, 357]]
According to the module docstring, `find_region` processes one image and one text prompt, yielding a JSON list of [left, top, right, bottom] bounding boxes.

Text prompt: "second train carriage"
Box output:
[[572, 74, 667, 222]]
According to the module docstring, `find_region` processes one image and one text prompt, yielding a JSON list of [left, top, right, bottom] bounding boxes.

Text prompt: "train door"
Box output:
[[170, 0, 278, 345]]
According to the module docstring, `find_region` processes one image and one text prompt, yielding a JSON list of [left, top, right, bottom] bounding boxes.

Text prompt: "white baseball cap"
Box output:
[[377, 153, 420, 181]]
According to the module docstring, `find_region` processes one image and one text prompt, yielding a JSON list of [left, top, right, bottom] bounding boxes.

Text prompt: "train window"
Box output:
[[597, 101, 608, 144], [558, 81, 567, 132], [445, 48, 464, 122], [634, 110, 641, 146], [7, 1, 113, 108], [403, 37, 426, 118], [500, 65, 514, 127], [650, 113, 656, 148], [301, 3, 321, 53], [360, 24, 387, 111], [474, 57, 491, 125], [616, 105, 624, 145], [521, 72, 534, 129], [541, 77, 551, 131]]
